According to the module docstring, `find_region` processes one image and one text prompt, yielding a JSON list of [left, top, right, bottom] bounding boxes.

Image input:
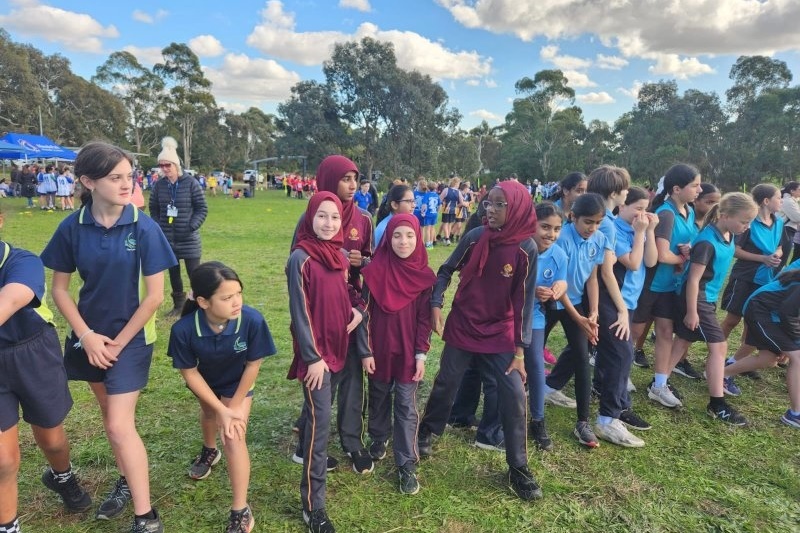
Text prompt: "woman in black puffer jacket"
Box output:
[[148, 136, 208, 315]]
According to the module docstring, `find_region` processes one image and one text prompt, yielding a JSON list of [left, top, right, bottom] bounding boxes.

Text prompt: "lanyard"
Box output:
[[168, 179, 179, 205]]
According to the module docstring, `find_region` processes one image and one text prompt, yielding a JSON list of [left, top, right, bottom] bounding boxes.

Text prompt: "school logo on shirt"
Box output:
[[124, 232, 137, 252], [501, 264, 514, 278], [348, 228, 359, 241], [543, 268, 554, 281], [587, 243, 598, 259], [233, 336, 247, 353]]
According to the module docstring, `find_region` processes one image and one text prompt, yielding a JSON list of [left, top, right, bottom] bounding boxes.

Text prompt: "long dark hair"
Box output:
[[535, 200, 564, 222], [781, 181, 800, 197], [74, 141, 134, 206], [650, 163, 700, 211], [181, 261, 243, 316], [376, 184, 412, 224], [552, 171, 586, 201]]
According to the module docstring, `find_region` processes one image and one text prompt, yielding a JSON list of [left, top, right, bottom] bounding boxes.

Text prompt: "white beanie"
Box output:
[[157, 136, 181, 170]]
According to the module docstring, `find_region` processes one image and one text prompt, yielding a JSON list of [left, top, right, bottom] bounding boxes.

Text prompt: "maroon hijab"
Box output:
[[460, 180, 537, 280], [362, 214, 436, 313], [292, 192, 349, 272], [316, 155, 359, 228]]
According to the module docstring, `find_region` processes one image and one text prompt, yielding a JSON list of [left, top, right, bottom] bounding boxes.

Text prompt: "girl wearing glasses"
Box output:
[[374, 185, 415, 247]]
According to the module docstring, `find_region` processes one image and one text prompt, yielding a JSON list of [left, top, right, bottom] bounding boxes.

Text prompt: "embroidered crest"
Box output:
[[501, 264, 513, 278], [588, 244, 598, 259], [543, 268, 554, 280], [233, 336, 247, 353], [349, 227, 359, 241], [124, 232, 137, 252]]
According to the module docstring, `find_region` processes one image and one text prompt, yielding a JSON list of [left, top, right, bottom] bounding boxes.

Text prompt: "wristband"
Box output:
[[73, 329, 94, 349], [513, 354, 524, 360], [415, 353, 427, 361]]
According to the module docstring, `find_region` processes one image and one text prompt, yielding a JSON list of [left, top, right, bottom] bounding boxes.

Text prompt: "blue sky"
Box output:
[[2, 0, 800, 129]]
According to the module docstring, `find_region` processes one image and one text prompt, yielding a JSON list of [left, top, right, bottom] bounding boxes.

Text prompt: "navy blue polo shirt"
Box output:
[[730, 214, 784, 285], [168, 305, 276, 396], [555, 222, 609, 308], [613, 217, 647, 310], [650, 200, 697, 293], [40, 203, 177, 346], [0, 242, 55, 346], [677, 224, 734, 303], [533, 244, 568, 328]]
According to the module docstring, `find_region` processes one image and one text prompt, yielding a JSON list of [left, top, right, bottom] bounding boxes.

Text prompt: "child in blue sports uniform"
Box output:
[[422, 184, 441, 248], [169, 262, 276, 533], [0, 212, 92, 533], [40, 142, 177, 533], [669, 193, 758, 426]]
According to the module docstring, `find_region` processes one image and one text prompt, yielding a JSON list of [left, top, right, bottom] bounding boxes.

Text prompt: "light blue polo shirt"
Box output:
[[533, 244, 568, 329], [555, 222, 609, 308], [613, 217, 647, 310], [598, 208, 617, 250], [41, 203, 177, 346]]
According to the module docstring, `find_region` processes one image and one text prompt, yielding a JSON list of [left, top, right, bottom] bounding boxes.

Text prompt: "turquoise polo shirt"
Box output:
[[676, 224, 734, 303], [650, 200, 697, 293]]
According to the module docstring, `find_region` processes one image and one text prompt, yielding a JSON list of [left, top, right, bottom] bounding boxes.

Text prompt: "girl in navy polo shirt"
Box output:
[[0, 214, 92, 533], [542, 193, 606, 448], [40, 142, 177, 533], [287, 192, 368, 533], [719, 184, 785, 392], [417, 180, 542, 501], [169, 262, 275, 533], [524, 201, 568, 451], [669, 193, 758, 426], [630, 164, 701, 409], [361, 214, 435, 495]]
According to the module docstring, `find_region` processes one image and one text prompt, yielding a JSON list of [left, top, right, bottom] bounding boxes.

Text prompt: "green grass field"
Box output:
[[3, 190, 800, 533]]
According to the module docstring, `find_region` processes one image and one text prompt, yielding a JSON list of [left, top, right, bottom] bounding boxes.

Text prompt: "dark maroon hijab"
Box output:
[[362, 214, 436, 313], [316, 155, 359, 228], [460, 180, 537, 280], [292, 192, 349, 272]]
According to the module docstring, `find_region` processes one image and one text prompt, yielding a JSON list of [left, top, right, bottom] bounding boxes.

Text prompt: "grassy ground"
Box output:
[[3, 190, 800, 533]]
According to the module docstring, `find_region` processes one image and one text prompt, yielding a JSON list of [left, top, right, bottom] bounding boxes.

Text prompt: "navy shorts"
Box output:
[[632, 288, 676, 323], [673, 299, 725, 344], [441, 213, 456, 224], [0, 326, 73, 431], [720, 278, 758, 317], [64, 334, 154, 394], [744, 302, 800, 354]]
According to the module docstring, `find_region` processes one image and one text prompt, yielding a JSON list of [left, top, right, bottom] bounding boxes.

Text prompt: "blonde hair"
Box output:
[[704, 192, 757, 228], [449, 177, 461, 188]]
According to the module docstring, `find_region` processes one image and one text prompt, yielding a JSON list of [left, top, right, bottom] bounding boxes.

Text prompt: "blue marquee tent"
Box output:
[[0, 133, 77, 160], [0, 139, 29, 159]]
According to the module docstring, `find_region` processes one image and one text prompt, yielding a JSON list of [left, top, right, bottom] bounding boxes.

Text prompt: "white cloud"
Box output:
[[247, 1, 491, 80], [485, 78, 497, 88], [576, 91, 615, 104], [339, 0, 371, 12], [562, 70, 596, 88], [466, 79, 480, 86], [203, 53, 301, 102], [132, 9, 167, 24], [596, 54, 628, 70], [540, 45, 591, 71], [437, 0, 800, 59], [0, 0, 118, 53], [189, 35, 225, 58], [122, 46, 165, 67], [469, 109, 502, 122], [648, 54, 715, 79], [617, 80, 643, 99]]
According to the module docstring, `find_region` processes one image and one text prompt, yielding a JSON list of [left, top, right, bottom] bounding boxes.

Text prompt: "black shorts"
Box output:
[[744, 303, 800, 354], [632, 288, 676, 323], [720, 278, 758, 317], [455, 217, 465, 223], [441, 213, 456, 224], [0, 326, 73, 431], [673, 299, 725, 344], [64, 335, 154, 394]]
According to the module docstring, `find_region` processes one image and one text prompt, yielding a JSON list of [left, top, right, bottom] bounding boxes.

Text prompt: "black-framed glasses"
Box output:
[[397, 199, 416, 204], [482, 200, 508, 210]]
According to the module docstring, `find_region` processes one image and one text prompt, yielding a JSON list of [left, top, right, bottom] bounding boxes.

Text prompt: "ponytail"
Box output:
[[705, 192, 757, 229], [781, 181, 800, 197], [650, 163, 700, 212]]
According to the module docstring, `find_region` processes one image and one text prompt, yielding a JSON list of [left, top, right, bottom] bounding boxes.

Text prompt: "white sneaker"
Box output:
[[626, 377, 637, 393], [647, 382, 683, 408], [594, 419, 645, 448], [544, 390, 577, 409]]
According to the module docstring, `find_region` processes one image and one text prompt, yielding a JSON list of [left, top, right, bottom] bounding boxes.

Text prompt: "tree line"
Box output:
[[1, 29, 798, 190]]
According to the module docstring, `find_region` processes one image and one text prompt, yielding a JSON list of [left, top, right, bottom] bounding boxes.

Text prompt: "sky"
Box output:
[[2, 0, 800, 130]]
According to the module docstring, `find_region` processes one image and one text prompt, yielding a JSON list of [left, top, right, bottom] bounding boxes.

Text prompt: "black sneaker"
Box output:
[[226, 505, 254, 533], [508, 465, 543, 500], [398, 465, 420, 495], [528, 419, 553, 451], [619, 408, 652, 431], [707, 401, 747, 426], [41, 467, 92, 512], [348, 449, 374, 474], [667, 380, 683, 401], [131, 508, 164, 533], [291, 450, 339, 472], [673, 359, 702, 380], [96, 476, 131, 520], [188, 446, 222, 480], [418, 431, 433, 457], [633, 349, 650, 368], [369, 439, 388, 461], [303, 508, 335, 533]]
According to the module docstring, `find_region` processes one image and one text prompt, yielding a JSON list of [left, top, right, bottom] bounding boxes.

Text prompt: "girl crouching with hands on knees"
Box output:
[[40, 141, 177, 533], [287, 192, 369, 533], [361, 214, 435, 495], [168, 262, 276, 532], [416, 180, 543, 501]]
